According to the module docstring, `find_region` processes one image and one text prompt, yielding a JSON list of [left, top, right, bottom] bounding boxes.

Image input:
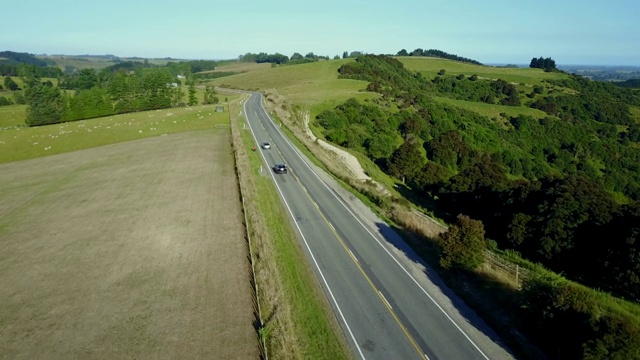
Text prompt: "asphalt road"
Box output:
[[243, 92, 515, 360]]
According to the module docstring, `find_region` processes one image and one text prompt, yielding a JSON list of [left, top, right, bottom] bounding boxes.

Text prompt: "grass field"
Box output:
[[398, 56, 568, 85], [434, 96, 551, 121], [0, 104, 27, 128], [0, 101, 238, 164], [0, 129, 258, 359], [211, 60, 374, 113]]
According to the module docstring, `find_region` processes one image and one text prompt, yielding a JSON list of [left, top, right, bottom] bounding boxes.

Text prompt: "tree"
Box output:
[[76, 68, 99, 90], [397, 49, 409, 56], [24, 83, 65, 126], [438, 214, 486, 271], [387, 141, 424, 182], [291, 52, 304, 61], [4, 76, 19, 91], [342, 51, 348, 59], [203, 86, 219, 105], [188, 81, 197, 106]]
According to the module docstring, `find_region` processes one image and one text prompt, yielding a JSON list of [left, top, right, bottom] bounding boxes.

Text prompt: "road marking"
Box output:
[[378, 291, 392, 310], [289, 166, 426, 360], [243, 95, 366, 360], [348, 248, 358, 263], [253, 91, 491, 360]]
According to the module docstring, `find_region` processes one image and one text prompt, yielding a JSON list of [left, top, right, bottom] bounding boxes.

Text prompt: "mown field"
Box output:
[[0, 127, 258, 359]]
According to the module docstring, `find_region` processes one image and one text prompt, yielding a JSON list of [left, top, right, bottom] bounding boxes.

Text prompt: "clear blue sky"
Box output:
[[3, 0, 639, 65]]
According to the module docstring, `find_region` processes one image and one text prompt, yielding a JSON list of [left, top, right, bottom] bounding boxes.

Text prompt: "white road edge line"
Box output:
[[254, 93, 491, 360], [348, 249, 358, 263], [243, 95, 366, 360], [378, 291, 392, 310]]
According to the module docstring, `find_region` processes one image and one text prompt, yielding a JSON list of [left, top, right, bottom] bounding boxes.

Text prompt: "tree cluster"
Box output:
[[239, 52, 289, 64], [397, 48, 483, 65], [22, 66, 181, 126], [529, 56, 557, 71]]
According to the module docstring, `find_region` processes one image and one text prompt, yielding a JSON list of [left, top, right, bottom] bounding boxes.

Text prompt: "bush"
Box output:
[[438, 214, 486, 271], [0, 96, 12, 106], [438, 69, 446, 76]]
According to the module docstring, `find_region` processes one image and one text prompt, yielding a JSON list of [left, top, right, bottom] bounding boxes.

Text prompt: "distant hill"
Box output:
[[0, 51, 53, 66], [396, 48, 483, 65], [613, 78, 640, 88]]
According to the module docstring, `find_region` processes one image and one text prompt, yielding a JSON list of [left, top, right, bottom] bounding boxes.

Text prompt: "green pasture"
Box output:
[[212, 59, 374, 109], [0, 105, 27, 128], [0, 101, 237, 164], [398, 56, 567, 85], [434, 96, 551, 122]]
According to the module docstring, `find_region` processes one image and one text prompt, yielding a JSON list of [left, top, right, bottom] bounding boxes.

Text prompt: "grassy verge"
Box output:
[[228, 95, 351, 360]]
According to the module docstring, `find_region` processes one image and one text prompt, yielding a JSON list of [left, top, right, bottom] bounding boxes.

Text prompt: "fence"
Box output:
[[483, 250, 530, 288]]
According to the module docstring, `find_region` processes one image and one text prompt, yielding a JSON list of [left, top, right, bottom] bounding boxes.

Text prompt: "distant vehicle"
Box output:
[[262, 142, 271, 149], [273, 163, 287, 174]]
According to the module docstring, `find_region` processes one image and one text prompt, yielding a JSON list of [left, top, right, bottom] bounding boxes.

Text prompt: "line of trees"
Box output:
[[397, 48, 483, 65], [21, 65, 182, 126]]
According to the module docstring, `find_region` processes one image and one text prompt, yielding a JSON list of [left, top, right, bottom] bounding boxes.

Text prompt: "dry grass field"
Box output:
[[0, 130, 258, 359]]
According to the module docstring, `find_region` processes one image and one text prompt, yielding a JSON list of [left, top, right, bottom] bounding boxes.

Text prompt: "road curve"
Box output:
[[242, 92, 515, 360]]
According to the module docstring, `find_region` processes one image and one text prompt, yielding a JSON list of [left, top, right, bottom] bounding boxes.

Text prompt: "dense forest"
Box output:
[[318, 54, 640, 358]]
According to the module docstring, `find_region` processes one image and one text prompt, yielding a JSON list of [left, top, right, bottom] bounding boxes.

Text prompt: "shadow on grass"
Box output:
[[392, 182, 454, 224]]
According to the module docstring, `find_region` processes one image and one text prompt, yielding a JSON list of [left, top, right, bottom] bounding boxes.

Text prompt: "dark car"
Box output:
[[273, 163, 287, 174]]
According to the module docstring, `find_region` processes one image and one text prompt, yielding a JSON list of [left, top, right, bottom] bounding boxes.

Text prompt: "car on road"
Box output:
[[273, 163, 287, 174], [261, 142, 271, 149]]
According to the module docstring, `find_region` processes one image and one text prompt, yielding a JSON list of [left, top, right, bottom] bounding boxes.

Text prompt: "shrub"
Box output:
[[438, 214, 486, 271]]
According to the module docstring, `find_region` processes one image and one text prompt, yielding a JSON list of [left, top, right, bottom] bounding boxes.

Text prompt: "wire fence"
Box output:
[[483, 250, 530, 288], [410, 209, 530, 288]]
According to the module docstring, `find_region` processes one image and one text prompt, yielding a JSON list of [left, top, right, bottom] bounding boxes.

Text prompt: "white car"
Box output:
[[261, 142, 271, 149]]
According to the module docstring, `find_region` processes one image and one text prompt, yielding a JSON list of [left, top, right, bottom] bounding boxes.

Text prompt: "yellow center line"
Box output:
[[286, 165, 427, 360]]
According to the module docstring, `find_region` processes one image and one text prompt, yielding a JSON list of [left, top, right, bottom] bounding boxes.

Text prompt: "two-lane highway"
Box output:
[[242, 92, 514, 360]]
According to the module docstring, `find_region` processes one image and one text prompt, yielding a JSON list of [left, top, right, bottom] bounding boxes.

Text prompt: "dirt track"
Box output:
[[0, 130, 257, 359]]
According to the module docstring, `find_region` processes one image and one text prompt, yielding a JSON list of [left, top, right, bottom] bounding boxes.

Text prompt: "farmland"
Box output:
[[0, 114, 257, 358]]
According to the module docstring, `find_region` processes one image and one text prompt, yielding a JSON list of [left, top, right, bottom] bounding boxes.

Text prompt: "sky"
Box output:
[[3, 0, 639, 66]]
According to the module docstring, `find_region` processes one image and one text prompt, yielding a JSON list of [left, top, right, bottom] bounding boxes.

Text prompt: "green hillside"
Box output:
[[208, 55, 640, 359], [212, 59, 375, 116], [399, 56, 567, 85]]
